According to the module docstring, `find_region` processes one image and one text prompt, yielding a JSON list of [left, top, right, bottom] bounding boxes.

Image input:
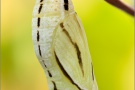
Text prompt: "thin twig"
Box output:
[[105, 0, 134, 16]]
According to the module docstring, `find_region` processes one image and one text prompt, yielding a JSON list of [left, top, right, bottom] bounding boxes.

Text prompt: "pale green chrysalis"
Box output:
[[32, 0, 98, 90]]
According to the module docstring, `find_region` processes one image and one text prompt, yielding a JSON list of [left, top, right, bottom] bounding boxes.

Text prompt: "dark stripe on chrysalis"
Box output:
[[63, 29, 84, 76], [38, 4, 43, 14], [64, 0, 68, 10], [48, 71, 52, 77], [64, 0, 68, 4], [60, 23, 64, 28], [38, 45, 42, 57], [54, 51, 82, 90], [74, 43, 84, 76], [37, 30, 39, 41], [52, 81, 57, 90], [37, 18, 40, 27], [42, 60, 47, 68], [40, 0, 43, 3], [60, 23, 73, 44], [91, 63, 94, 81], [60, 23, 84, 76], [63, 29, 74, 44]]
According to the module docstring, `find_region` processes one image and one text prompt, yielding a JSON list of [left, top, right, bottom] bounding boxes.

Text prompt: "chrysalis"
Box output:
[[32, 0, 98, 90]]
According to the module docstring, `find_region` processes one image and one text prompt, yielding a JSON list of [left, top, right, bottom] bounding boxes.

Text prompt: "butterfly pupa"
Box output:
[[32, 0, 98, 90]]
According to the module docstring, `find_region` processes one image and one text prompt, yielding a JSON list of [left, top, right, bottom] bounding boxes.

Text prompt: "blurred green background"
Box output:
[[1, 0, 134, 90]]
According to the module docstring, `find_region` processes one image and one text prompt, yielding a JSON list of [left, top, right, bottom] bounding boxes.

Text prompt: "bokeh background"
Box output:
[[1, 0, 134, 90]]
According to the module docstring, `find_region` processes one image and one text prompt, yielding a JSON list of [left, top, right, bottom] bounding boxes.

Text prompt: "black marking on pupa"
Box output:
[[64, 0, 68, 4], [40, 0, 43, 3], [37, 30, 39, 41], [52, 81, 57, 90], [37, 17, 40, 27], [91, 63, 94, 81], [64, 0, 69, 10], [62, 29, 84, 76], [74, 43, 84, 76], [54, 51, 82, 90], [42, 60, 47, 68], [48, 71, 52, 77], [38, 4, 43, 14], [38, 45, 42, 57]]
